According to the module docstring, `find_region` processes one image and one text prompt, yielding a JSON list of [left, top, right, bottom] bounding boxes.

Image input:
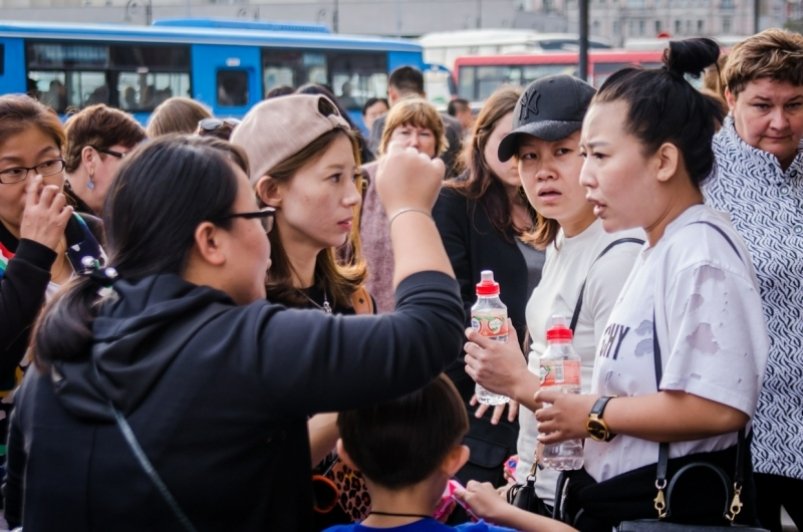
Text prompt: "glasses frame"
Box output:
[[0, 158, 66, 185], [92, 146, 128, 159], [212, 206, 276, 233]]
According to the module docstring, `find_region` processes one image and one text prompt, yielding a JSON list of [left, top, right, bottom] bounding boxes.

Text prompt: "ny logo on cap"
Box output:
[[518, 90, 541, 121]]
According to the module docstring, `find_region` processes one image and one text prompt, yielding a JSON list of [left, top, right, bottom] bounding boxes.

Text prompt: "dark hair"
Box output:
[[447, 98, 470, 117], [266, 85, 295, 99], [64, 104, 146, 173], [338, 375, 469, 489], [362, 97, 389, 116], [593, 38, 724, 187], [33, 135, 249, 365], [447, 86, 534, 241], [388, 66, 425, 96], [0, 93, 65, 150]]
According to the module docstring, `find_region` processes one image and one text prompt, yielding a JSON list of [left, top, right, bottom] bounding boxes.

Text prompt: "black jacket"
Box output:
[[0, 214, 104, 390], [5, 271, 463, 531]]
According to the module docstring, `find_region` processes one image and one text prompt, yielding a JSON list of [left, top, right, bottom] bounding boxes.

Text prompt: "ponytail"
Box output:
[[33, 265, 118, 367]]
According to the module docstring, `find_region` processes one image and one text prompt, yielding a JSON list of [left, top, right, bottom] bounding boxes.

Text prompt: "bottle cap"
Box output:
[[546, 315, 573, 341], [475, 270, 500, 296]]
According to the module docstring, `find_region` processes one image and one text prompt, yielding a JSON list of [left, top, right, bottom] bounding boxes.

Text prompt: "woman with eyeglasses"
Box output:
[[4, 132, 463, 531], [0, 94, 106, 472], [63, 104, 146, 216]]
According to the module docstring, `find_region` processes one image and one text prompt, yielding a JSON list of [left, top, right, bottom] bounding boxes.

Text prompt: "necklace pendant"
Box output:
[[322, 300, 333, 314]]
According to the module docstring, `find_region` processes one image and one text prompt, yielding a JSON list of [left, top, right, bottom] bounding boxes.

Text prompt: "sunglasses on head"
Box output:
[[198, 118, 241, 132]]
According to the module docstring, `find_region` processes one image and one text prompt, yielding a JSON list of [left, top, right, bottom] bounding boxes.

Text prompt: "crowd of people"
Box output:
[[0, 27, 800, 532]]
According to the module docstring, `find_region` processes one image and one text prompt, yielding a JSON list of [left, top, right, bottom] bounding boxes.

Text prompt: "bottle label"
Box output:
[[471, 313, 509, 342], [540, 359, 580, 387]]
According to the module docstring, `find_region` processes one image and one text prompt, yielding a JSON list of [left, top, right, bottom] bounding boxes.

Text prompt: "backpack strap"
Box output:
[[350, 285, 375, 315], [570, 237, 644, 333]]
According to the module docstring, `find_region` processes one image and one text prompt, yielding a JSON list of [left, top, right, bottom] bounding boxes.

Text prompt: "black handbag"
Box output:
[[612, 316, 766, 531], [506, 460, 553, 517]]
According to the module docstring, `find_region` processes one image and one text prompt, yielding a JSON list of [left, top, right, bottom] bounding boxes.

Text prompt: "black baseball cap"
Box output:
[[498, 75, 596, 162]]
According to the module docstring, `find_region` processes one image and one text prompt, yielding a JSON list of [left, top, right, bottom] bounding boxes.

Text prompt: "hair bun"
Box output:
[[664, 37, 720, 79]]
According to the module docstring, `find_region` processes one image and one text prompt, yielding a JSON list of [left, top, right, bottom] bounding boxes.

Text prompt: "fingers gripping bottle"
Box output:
[[539, 315, 584, 470], [470, 270, 510, 406]]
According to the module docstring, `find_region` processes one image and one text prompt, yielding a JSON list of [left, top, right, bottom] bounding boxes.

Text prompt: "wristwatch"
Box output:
[[586, 396, 617, 442]]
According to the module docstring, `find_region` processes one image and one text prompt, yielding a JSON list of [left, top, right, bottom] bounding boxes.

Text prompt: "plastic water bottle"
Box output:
[[470, 270, 510, 406], [539, 315, 584, 470]]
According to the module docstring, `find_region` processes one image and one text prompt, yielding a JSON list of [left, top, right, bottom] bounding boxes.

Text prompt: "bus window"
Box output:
[[27, 41, 190, 112], [28, 73, 67, 111], [262, 50, 327, 95], [64, 71, 108, 107], [117, 72, 190, 110], [521, 64, 578, 84], [475, 66, 523, 101], [217, 70, 248, 107], [458, 66, 475, 101], [329, 52, 387, 111]]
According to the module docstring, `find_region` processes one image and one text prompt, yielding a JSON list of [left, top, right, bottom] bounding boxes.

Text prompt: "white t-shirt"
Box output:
[[584, 205, 769, 483], [516, 219, 643, 502]]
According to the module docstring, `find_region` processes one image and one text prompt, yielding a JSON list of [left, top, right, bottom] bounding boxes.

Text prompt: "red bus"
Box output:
[[454, 50, 664, 103]]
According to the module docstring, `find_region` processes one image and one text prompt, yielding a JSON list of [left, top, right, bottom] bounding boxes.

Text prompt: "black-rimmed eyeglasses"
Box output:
[[92, 147, 129, 159], [212, 207, 276, 234], [0, 159, 65, 185]]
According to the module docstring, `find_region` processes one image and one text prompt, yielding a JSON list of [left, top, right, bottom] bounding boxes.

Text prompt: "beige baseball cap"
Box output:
[[231, 94, 350, 185]]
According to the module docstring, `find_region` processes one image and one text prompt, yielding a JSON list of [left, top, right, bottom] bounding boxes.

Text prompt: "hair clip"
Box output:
[[80, 256, 119, 288]]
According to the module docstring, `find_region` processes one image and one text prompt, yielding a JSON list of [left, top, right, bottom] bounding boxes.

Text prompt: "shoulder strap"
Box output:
[[111, 405, 198, 532], [690, 221, 742, 261], [350, 285, 375, 315], [570, 237, 644, 332]]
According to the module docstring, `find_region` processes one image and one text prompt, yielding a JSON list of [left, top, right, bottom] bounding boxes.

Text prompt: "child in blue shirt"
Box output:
[[325, 375, 575, 532]]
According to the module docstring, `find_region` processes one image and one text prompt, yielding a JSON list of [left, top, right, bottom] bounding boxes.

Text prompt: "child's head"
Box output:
[[337, 375, 469, 490]]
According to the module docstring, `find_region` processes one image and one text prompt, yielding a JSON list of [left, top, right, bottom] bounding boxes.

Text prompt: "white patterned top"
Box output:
[[703, 116, 803, 480]]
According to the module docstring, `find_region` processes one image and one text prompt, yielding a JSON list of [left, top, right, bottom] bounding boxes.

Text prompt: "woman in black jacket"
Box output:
[[433, 87, 543, 488], [4, 135, 463, 531]]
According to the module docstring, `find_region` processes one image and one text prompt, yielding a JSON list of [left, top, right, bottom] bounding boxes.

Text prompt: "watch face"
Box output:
[[587, 419, 609, 442]]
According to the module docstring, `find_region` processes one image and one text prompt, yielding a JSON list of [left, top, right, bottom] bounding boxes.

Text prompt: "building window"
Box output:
[[722, 16, 732, 33], [675, 19, 681, 34], [697, 19, 704, 32], [655, 20, 662, 33]]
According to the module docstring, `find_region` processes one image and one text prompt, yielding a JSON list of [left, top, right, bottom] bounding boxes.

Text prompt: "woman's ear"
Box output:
[[255, 175, 282, 208], [192, 221, 227, 267], [724, 89, 736, 112], [654, 142, 680, 184], [81, 145, 97, 169]]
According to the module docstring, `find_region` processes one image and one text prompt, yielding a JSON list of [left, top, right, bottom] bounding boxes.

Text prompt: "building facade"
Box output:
[[0, 0, 798, 42]]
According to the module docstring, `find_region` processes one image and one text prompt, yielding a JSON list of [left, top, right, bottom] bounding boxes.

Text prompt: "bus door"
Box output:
[[0, 38, 26, 95], [191, 44, 260, 118]]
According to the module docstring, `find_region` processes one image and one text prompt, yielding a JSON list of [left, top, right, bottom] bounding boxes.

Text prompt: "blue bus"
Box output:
[[0, 19, 425, 126]]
